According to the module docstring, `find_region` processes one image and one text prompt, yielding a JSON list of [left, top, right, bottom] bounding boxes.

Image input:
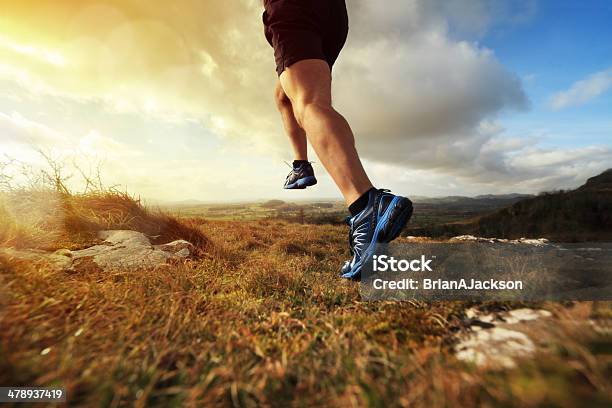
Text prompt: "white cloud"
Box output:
[[368, 141, 612, 196], [549, 68, 612, 110], [77, 129, 131, 156], [0, 110, 67, 146], [0, 108, 136, 168], [336, 31, 527, 145]]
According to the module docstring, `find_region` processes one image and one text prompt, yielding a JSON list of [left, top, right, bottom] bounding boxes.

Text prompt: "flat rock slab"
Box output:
[[1, 230, 194, 272], [0, 247, 73, 271], [450, 235, 550, 246], [455, 308, 552, 369]]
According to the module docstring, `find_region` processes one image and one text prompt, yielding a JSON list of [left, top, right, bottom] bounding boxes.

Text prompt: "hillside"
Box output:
[[1, 187, 611, 406], [577, 168, 612, 192], [416, 169, 612, 241]]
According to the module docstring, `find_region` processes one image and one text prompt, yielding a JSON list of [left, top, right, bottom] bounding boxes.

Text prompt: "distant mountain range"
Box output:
[[164, 193, 535, 208], [410, 169, 612, 242], [410, 193, 533, 202]]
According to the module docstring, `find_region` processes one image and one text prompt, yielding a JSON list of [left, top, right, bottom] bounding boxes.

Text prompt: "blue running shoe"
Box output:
[[284, 161, 317, 189], [341, 189, 413, 280]]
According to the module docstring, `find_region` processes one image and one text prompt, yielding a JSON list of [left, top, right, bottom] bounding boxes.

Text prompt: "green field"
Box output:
[[162, 195, 529, 230]]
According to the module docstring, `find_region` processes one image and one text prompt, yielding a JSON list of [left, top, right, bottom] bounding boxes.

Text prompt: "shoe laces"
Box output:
[[345, 216, 356, 255], [283, 160, 315, 169], [283, 161, 299, 182]]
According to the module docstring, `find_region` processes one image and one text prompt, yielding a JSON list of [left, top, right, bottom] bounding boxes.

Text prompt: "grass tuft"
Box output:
[[0, 189, 211, 252]]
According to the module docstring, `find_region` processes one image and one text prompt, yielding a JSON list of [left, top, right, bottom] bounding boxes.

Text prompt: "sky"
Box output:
[[0, 0, 610, 202]]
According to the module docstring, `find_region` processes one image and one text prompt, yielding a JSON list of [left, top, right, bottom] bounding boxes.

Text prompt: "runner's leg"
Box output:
[[274, 80, 308, 161], [279, 59, 373, 205]]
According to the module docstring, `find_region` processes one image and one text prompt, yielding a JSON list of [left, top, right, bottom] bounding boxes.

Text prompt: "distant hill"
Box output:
[[474, 193, 534, 200], [577, 169, 612, 192], [411, 193, 533, 204], [163, 199, 209, 207], [416, 169, 612, 242], [261, 199, 286, 208]]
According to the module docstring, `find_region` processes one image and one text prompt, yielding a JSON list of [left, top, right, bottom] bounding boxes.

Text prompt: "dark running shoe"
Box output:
[[341, 189, 413, 280], [284, 162, 317, 189]]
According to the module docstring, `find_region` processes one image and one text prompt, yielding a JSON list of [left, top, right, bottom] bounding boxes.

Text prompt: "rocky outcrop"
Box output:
[[0, 247, 73, 271], [455, 308, 552, 369], [0, 230, 194, 272], [66, 230, 194, 271], [449, 235, 550, 246]]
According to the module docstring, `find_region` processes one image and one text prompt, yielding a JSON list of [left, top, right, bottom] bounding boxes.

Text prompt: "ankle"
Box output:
[[348, 187, 377, 216], [293, 159, 309, 168]]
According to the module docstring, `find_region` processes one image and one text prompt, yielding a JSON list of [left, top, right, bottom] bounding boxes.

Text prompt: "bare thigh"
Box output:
[[279, 59, 332, 111]]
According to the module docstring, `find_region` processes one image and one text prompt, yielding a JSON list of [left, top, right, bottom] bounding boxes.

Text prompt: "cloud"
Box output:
[[0, 110, 67, 146], [0, 0, 607, 198], [328, 1, 530, 180], [0, 0, 279, 146], [335, 27, 527, 147], [485, 144, 612, 192], [549, 68, 612, 110], [368, 140, 612, 196], [0, 1, 527, 151], [347, 0, 538, 40], [0, 104, 137, 166]]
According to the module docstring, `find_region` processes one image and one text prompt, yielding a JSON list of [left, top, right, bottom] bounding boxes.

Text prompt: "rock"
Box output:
[[153, 240, 194, 257], [450, 235, 485, 242], [450, 235, 550, 246], [53, 248, 73, 258], [67, 230, 193, 271], [455, 327, 535, 369], [1, 230, 195, 272], [463, 307, 552, 325], [98, 230, 152, 246], [517, 237, 549, 246], [0, 247, 73, 271], [503, 308, 552, 324], [455, 307, 552, 369]]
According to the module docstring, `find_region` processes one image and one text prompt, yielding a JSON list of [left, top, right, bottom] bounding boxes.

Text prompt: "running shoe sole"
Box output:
[[284, 175, 317, 189]]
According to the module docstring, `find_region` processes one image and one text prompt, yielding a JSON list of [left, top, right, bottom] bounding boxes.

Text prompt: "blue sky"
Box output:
[[486, 0, 612, 148]]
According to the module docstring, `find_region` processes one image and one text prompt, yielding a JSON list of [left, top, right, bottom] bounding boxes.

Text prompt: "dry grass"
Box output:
[[0, 189, 211, 253], [0, 192, 610, 407]]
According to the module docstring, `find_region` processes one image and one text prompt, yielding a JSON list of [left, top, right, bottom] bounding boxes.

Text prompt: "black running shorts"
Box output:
[[263, 0, 349, 76]]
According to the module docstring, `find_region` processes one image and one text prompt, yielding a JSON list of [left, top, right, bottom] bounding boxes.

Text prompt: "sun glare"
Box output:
[[0, 35, 66, 67]]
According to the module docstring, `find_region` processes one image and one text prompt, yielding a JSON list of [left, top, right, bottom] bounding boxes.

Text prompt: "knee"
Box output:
[[274, 86, 291, 111], [293, 99, 332, 128]]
